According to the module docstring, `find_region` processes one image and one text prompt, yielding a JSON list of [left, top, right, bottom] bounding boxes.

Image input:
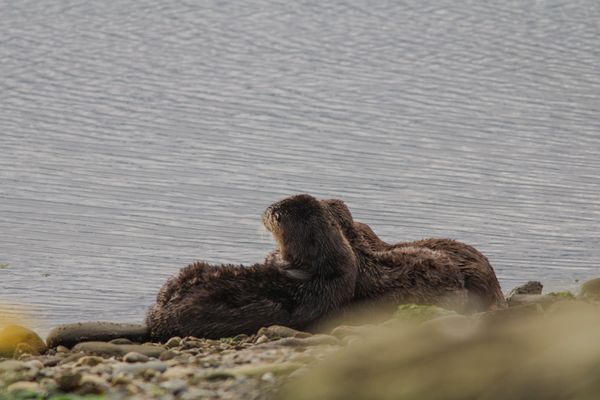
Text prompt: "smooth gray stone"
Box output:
[[46, 322, 149, 348]]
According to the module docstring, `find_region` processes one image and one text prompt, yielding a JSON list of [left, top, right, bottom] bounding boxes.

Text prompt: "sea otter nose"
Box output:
[[262, 205, 282, 231]]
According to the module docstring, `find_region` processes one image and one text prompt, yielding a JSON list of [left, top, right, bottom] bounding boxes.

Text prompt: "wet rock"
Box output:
[[0, 325, 47, 358], [507, 281, 543, 297], [580, 278, 600, 300], [72, 341, 165, 358], [257, 325, 312, 339], [123, 351, 150, 363], [46, 321, 148, 348]]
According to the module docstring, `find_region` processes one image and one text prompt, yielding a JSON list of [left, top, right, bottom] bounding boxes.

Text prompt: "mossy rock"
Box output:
[[394, 304, 455, 322], [580, 278, 600, 300]]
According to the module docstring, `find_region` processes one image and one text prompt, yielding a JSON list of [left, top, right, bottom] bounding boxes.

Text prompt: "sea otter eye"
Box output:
[[274, 211, 281, 222]]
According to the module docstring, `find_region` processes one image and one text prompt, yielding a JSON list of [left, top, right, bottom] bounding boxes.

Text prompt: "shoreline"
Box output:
[[2, 278, 600, 399]]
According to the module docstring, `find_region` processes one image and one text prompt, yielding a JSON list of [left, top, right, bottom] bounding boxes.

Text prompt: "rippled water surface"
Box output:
[[1, 0, 599, 333]]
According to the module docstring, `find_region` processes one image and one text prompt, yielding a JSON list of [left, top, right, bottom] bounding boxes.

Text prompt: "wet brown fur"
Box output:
[[323, 199, 506, 312], [146, 194, 357, 341], [267, 198, 468, 313]]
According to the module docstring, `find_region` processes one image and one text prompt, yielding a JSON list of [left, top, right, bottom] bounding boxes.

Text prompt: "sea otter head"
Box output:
[[321, 198, 385, 251], [263, 194, 353, 273]]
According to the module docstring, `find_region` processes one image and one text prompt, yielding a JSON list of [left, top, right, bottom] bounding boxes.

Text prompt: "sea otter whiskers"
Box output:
[[322, 199, 506, 312], [146, 194, 357, 341]]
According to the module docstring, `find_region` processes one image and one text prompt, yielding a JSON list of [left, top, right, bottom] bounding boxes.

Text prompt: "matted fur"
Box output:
[[323, 199, 506, 312], [146, 194, 357, 341], [266, 198, 468, 312]]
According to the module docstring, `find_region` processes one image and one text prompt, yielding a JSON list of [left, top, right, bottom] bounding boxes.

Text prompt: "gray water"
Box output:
[[1, 0, 599, 334]]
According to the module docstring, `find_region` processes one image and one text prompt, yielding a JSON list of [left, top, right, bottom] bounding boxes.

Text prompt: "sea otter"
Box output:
[[145, 194, 357, 341], [322, 199, 506, 312], [267, 197, 468, 312]]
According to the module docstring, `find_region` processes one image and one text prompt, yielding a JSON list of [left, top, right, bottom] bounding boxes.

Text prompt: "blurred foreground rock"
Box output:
[[282, 301, 600, 400]]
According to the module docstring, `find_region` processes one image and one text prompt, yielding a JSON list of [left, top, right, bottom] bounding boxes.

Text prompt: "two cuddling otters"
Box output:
[[146, 194, 505, 341]]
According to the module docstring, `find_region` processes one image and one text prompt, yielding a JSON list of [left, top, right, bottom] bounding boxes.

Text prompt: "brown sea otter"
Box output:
[[267, 197, 468, 313], [322, 199, 506, 312], [145, 194, 357, 341]]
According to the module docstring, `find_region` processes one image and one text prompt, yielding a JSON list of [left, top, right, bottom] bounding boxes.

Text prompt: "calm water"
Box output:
[[1, 0, 599, 334]]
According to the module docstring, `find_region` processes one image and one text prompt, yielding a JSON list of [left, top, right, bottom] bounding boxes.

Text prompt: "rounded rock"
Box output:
[[0, 325, 47, 358], [56, 345, 69, 353], [165, 337, 182, 349], [77, 355, 105, 366], [123, 351, 149, 363]]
